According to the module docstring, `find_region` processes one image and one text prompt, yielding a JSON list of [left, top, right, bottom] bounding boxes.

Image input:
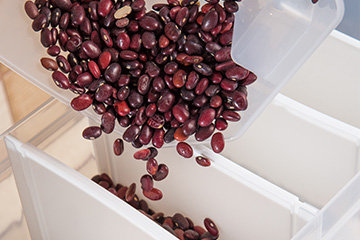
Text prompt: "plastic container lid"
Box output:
[[0, 0, 344, 144]]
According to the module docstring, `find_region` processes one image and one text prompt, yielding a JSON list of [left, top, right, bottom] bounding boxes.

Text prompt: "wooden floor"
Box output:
[[0, 63, 50, 129]]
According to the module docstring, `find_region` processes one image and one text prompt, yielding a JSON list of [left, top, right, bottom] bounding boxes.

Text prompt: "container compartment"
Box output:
[[3, 99, 316, 240]]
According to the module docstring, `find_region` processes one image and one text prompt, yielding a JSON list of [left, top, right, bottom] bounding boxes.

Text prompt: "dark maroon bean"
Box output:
[[161, 43, 176, 56], [130, 0, 145, 11], [193, 63, 213, 76], [139, 124, 153, 145], [98, 0, 113, 17], [59, 12, 70, 30], [205, 84, 220, 97], [68, 65, 83, 82], [164, 22, 181, 42], [54, 0, 72, 11], [56, 55, 71, 73], [82, 126, 102, 140], [211, 132, 225, 153], [204, 218, 219, 237], [152, 3, 168, 10], [92, 101, 106, 115], [198, 30, 213, 43], [100, 112, 115, 135], [184, 71, 199, 90], [146, 158, 159, 175], [119, 50, 138, 60], [205, 42, 222, 56], [69, 83, 85, 95], [163, 128, 175, 143], [50, 28, 58, 46], [87, 1, 98, 21], [136, 74, 150, 95], [99, 180, 110, 189], [198, 108, 215, 127], [117, 186, 128, 199], [214, 4, 226, 23], [95, 83, 112, 102], [215, 60, 236, 72], [184, 41, 203, 56], [134, 148, 151, 160], [152, 128, 165, 148], [143, 188, 163, 201], [176, 142, 193, 158], [125, 183, 136, 202], [224, 0, 239, 13], [116, 32, 131, 50], [175, 7, 189, 27], [225, 65, 249, 81], [215, 118, 227, 131], [240, 72, 257, 86], [127, 20, 139, 32], [140, 175, 153, 191], [32, 14, 47, 31], [202, 9, 218, 32], [153, 164, 169, 181], [82, 40, 101, 59], [181, 0, 198, 6], [71, 5, 85, 25], [147, 114, 165, 129], [158, 7, 171, 25], [142, 31, 156, 49], [188, 5, 199, 23], [220, 78, 238, 91], [222, 109, 240, 121], [180, 88, 196, 101], [172, 104, 190, 123], [145, 61, 160, 78], [195, 123, 215, 141], [52, 70, 70, 89], [195, 78, 209, 95], [195, 156, 211, 167], [193, 94, 208, 108], [312, 0, 319, 3], [173, 213, 190, 230], [209, 95, 222, 108], [135, 107, 148, 126], [104, 63, 121, 83], [41, 57, 58, 71], [173, 69, 187, 88], [25, 1, 39, 19], [123, 125, 141, 142], [117, 86, 130, 100], [215, 47, 231, 62], [128, 89, 144, 108], [227, 90, 248, 110], [76, 72, 93, 87], [71, 94, 93, 111], [157, 90, 175, 112], [184, 229, 200, 240], [40, 28, 52, 48], [47, 45, 60, 56], [100, 28, 113, 47], [151, 77, 165, 93], [219, 28, 233, 45], [65, 36, 82, 52], [139, 16, 159, 31], [182, 118, 197, 136], [116, 75, 130, 88]]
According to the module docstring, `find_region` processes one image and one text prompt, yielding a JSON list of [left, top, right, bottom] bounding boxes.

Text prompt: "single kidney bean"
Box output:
[[92, 101, 106, 115], [193, 63, 213, 76], [204, 218, 219, 237], [47, 45, 60, 56], [195, 123, 215, 141], [175, 7, 189, 27], [173, 69, 187, 88], [188, 4, 199, 23], [153, 163, 169, 181], [145, 61, 160, 78], [139, 16, 160, 31], [71, 5, 85, 25], [140, 175, 153, 192], [88, 60, 101, 79], [101, 112, 115, 134], [125, 183, 136, 202], [98, 51, 112, 70], [198, 108, 215, 127], [163, 127, 175, 143], [128, 89, 144, 108], [139, 124, 153, 145], [210, 95, 222, 108], [41, 57, 58, 71], [25, 1, 39, 19], [119, 50, 138, 60], [180, 88, 196, 101], [239, 71, 257, 86], [184, 41, 203, 56], [56, 55, 71, 73], [71, 93, 93, 111], [215, 60, 236, 72], [157, 90, 175, 112], [211, 132, 225, 153], [69, 83, 85, 95], [225, 65, 249, 81], [215, 118, 228, 131], [75, 72, 93, 88], [114, 100, 130, 116], [220, 78, 238, 91], [172, 104, 190, 123], [143, 188, 163, 201], [219, 28, 233, 45], [184, 229, 200, 240], [164, 22, 181, 41], [82, 126, 102, 140], [215, 46, 231, 62], [222, 109, 241, 121], [195, 78, 209, 95], [146, 158, 159, 175], [193, 94, 208, 108], [116, 32, 131, 50], [104, 63, 121, 83], [145, 104, 157, 117], [202, 9, 218, 32], [205, 84, 220, 97], [98, 0, 113, 17], [195, 156, 211, 167], [123, 125, 141, 142], [147, 114, 165, 129], [173, 127, 187, 141], [173, 213, 190, 230], [181, 118, 196, 136], [81, 40, 101, 59], [52, 70, 70, 89], [152, 128, 165, 148], [224, 0, 239, 13], [68, 65, 83, 82], [131, 0, 145, 11], [135, 107, 148, 126], [117, 186, 128, 199], [142, 31, 156, 49], [176, 142, 193, 158], [137, 74, 151, 95], [65, 36, 82, 53], [59, 12, 70, 30], [40, 28, 53, 47], [32, 14, 48, 31], [134, 148, 151, 160]]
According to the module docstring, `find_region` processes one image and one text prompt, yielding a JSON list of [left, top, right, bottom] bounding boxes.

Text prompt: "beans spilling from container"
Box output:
[[24, 0, 256, 201], [92, 172, 220, 239]]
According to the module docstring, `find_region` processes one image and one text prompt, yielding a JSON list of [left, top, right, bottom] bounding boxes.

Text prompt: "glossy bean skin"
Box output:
[[143, 188, 163, 201], [123, 125, 141, 142], [140, 174, 153, 191], [25, 1, 39, 19], [71, 93, 93, 111], [153, 164, 169, 181], [41, 57, 58, 71], [52, 70, 70, 89], [176, 142, 193, 158], [82, 126, 102, 140]]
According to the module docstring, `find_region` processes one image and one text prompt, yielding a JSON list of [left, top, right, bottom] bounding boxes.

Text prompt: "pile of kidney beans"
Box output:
[[92, 172, 220, 239], [25, 0, 255, 200]]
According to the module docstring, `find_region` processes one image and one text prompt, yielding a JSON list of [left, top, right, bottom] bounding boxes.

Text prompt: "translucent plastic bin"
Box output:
[[0, 0, 344, 144], [2, 99, 316, 240]]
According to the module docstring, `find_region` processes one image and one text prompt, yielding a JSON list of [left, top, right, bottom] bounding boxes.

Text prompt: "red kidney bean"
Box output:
[[202, 9, 218, 32], [117, 186, 128, 199], [71, 5, 85, 25], [224, 0, 239, 13], [195, 156, 211, 167], [176, 142, 193, 158], [172, 104, 190, 123], [138, 124, 152, 145], [222, 109, 240, 121], [195, 78, 209, 95], [225, 65, 249, 81], [312, 0, 319, 3], [32, 14, 48, 31], [131, 0, 145, 11], [71, 93, 93, 111], [139, 16, 160, 31], [175, 7, 189, 27], [219, 28, 233, 45], [141, 31, 156, 49], [47, 45, 60, 56], [240, 71, 257, 86], [40, 28, 52, 48], [146, 158, 159, 175], [153, 163, 169, 181], [162, 127, 175, 143], [211, 132, 225, 153], [143, 188, 162, 201], [184, 229, 200, 240], [173, 69, 187, 88], [98, 0, 113, 17], [184, 41, 203, 56], [215, 47, 231, 62], [193, 94, 208, 108], [173, 213, 190, 230], [64, 36, 81, 53], [147, 114, 165, 129], [145, 61, 160, 78], [87, 60, 100, 79], [140, 175, 153, 192], [198, 108, 215, 127], [193, 63, 213, 76], [125, 183, 136, 202], [157, 90, 175, 112], [215, 118, 227, 131], [113, 100, 130, 116], [113, 138, 124, 156], [75, 72, 92, 88], [128, 89, 144, 108], [164, 22, 181, 41], [52, 70, 70, 89], [55, 55, 70, 73], [25, 1, 39, 19], [119, 50, 138, 60], [195, 123, 215, 141], [204, 218, 219, 237], [116, 18, 130, 28], [116, 32, 131, 50], [188, 4, 199, 22], [40, 57, 58, 71], [220, 78, 237, 92], [134, 148, 151, 161], [104, 63, 121, 83], [152, 128, 165, 148], [81, 40, 101, 59], [215, 60, 236, 72], [123, 125, 141, 142], [82, 126, 102, 140], [59, 12, 70, 30], [101, 112, 115, 134], [98, 51, 112, 70], [145, 103, 156, 117]]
